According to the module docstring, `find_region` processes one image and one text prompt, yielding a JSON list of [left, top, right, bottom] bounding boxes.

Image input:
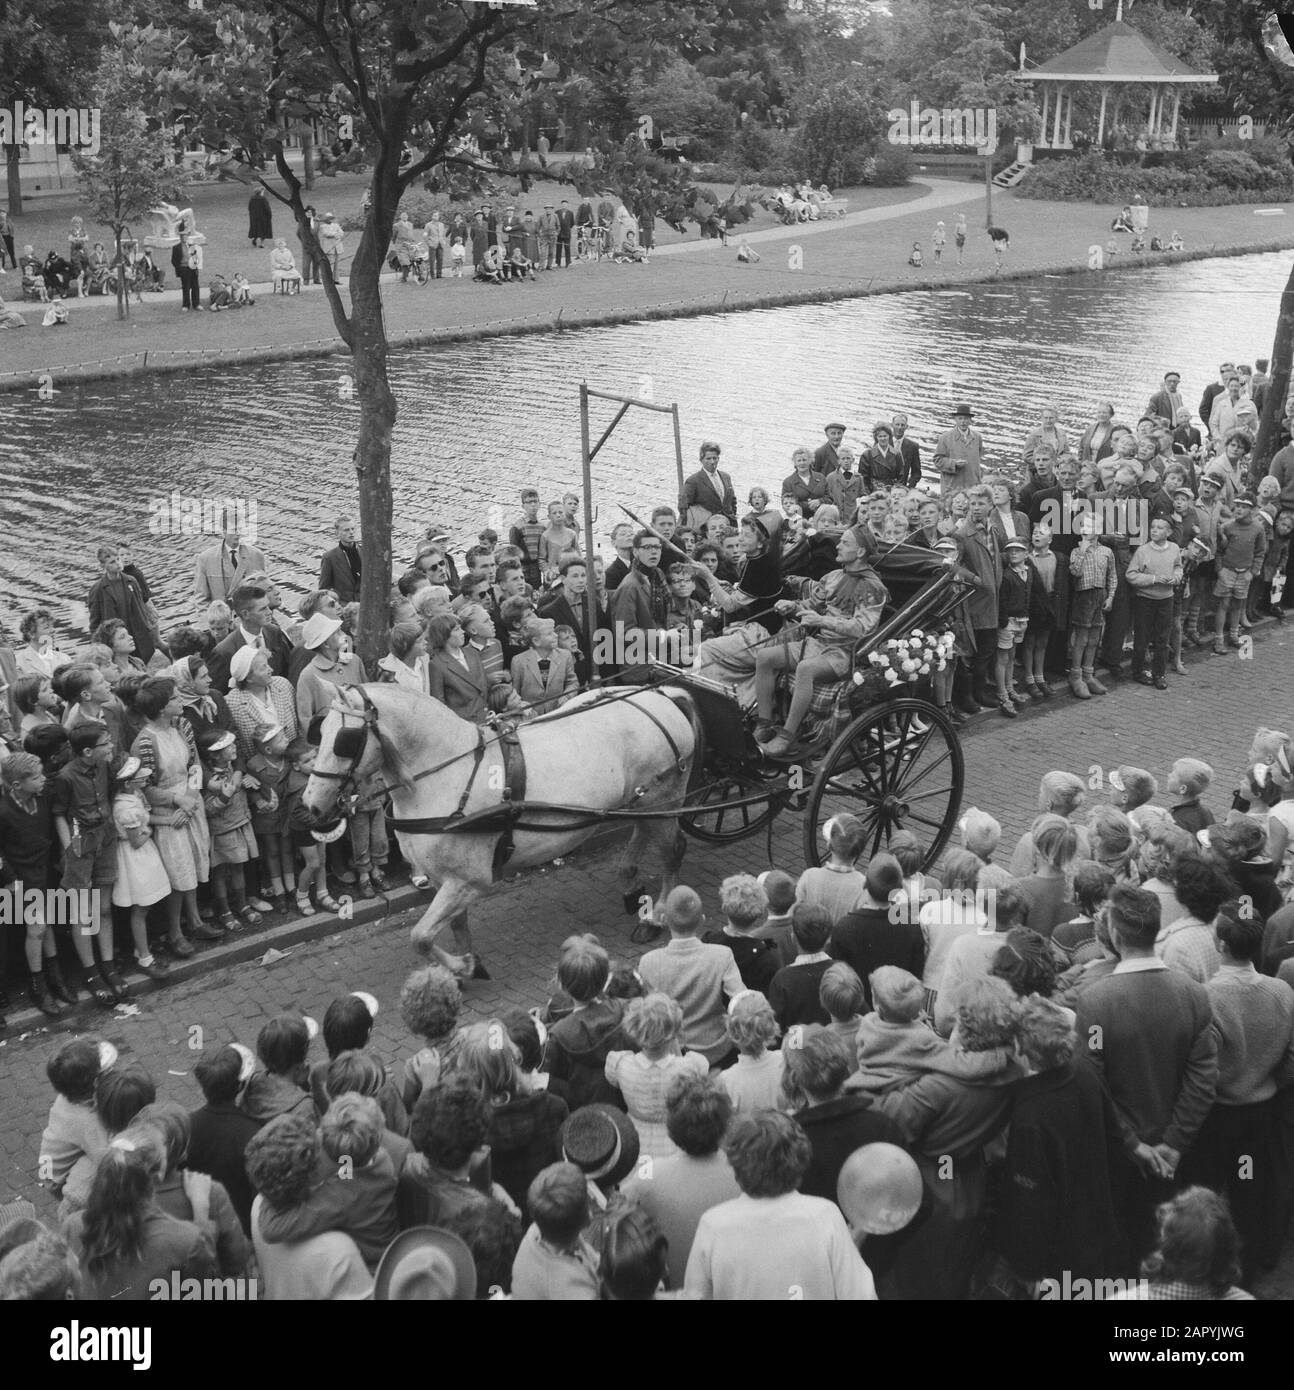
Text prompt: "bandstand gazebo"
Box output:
[[1011, 1, 1218, 151]]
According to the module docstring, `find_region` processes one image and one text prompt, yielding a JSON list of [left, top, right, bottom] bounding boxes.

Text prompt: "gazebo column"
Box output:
[[1039, 86, 1051, 147], [1052, 82, 1065, 148], [1097, 85, 1109, 145], [1169, 87, 1181, 142], [1063, 88, 1074, 148], [1147, 86, 1158, 138]]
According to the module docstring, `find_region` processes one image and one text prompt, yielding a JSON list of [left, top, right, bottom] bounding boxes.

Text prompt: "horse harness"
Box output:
[[315, 686, 689, 879]]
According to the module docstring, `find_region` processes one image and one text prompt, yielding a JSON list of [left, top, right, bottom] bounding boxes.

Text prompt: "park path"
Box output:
[[650, 180, 988, 255]]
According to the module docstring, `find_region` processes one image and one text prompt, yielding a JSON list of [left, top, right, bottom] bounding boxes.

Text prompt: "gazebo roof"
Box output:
[[1014, 19, 1218, 85]]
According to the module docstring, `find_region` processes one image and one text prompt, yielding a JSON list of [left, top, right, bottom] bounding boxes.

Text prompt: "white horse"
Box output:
[[301, 682, 700, 977]]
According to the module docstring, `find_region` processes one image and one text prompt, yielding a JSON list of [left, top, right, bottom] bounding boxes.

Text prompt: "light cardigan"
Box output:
[[684, 1191, 877, 1301], [1205, 962, 1294, 1105]]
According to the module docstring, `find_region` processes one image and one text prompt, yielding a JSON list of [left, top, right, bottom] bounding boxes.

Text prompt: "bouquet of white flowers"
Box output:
[[859, 628, 956, 690]]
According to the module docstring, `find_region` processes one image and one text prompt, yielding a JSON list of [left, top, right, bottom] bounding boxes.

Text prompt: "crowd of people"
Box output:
[[4, 737, 1294, 1300], [4, 359, 1294, 1299]]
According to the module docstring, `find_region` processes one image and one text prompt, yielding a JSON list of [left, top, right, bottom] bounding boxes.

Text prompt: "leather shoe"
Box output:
[[1154, 676, 1169, 690], [1133, 671, 1153, 686], [190, 922, 225, 942]]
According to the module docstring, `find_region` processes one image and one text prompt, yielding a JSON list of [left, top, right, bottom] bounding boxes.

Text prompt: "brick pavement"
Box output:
[[2, 629, 1291, 1291]]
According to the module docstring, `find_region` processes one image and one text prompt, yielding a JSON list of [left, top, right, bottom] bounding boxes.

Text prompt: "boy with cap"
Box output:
[[995, 536, 1032, 717], [1126, 516, 1183, 688], [1167, 758, 1215, 835], [1212, 493, 1267, 655]]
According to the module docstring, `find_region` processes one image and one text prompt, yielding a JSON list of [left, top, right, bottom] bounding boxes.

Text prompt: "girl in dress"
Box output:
[[246, 723, 294, 908], [130, 676, 214, 958], [197, 729, 262, 931], [110, 757, 171, 981], [604, 993, 708, 1160]]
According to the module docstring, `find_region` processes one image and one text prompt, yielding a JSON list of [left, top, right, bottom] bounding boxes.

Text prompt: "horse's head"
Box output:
[[301, 686, 414, 828]]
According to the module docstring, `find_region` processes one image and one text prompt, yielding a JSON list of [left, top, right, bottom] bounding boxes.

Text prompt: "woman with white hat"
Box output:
[[295, 613, 348, 731], [225, 645, 298, 762]]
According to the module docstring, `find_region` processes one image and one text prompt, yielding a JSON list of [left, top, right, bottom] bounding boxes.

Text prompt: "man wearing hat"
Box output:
[[1182, 471, 1225, 647], [538, 204, 558, 271], [814, 423, 846, 476], [374, 1227, 476, 1301], [316, 211, 344, 283], [933, 404, 984, 496], [207, 583, 292, 694], [502, 206, 524, 261], [955, 485, 1002, 709], [555, 199, 575, 268], [1147, 371, 1187, 429]]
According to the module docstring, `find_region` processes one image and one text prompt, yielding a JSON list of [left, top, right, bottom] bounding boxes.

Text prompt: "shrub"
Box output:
[[871, 145, 914, 186], [1016, 147, 1294, 205]]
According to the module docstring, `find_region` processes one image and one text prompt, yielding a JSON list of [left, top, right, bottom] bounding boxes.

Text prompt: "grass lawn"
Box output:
[[1, 170, 1292, 390]]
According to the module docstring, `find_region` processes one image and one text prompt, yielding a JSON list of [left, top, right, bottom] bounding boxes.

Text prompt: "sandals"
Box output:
[[316, 893, 343, 914], [239, 906, 264, 928], [295, 893, 317, 917]]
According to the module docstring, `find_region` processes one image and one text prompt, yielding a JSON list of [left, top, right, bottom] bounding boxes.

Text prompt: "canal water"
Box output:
[[1, 249, 1290, 639]]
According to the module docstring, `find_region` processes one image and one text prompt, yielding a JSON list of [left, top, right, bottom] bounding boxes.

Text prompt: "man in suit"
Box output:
[[956, 485, 1002, 708], [933, 404, 984, 496], [319, 516, 362, 605], [813, 423, 846, 476], [194, 528, 268, 608], [891, 413, 922, 488], [555, 200, 574, 268], [1198, 362, 1234, 430], [679, 441, 737, 532], [207, 583, 293, 694], [538, 205, 558, 271], [1026, 456, 1085, 558], [88, 545, 157, 662], [537, 556, 608, 686], [1146, 371, 1186, 428], [511, 617, 578, 714]]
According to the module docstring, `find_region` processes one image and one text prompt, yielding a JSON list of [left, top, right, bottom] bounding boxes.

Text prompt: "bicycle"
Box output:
[[575, 223, 611, 262]]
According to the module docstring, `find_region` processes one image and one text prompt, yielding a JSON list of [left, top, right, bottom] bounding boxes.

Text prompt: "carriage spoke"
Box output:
[[894, 747, 953, 797], [822, 777, 879, 807], [906, 810, 949, 832], [900, 785, 957, 805]]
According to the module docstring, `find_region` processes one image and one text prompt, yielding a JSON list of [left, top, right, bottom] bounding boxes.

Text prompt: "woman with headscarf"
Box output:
[[224, 646, 298, 763], [692, 513, 785, 710], [168, 655, 234, 749]]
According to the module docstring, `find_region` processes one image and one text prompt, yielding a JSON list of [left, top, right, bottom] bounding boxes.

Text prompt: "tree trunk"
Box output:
[[346, 191, 396, 678], [6, 146, 22, 217], [115, 228, 128, 322], [1254, 256, 1294, 473], [302, 130, 315, 191]]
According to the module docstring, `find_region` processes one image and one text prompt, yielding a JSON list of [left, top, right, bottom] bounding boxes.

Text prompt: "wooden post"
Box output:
[[1039, 88, 1050, 148], [1051, 84, 1064, 149], [578, 382, 599, 669], [985, 149, 993, 228], [1063, 89, 1073, 149], [671, 403, 685, 505], [1170, 89, 1181, 143]]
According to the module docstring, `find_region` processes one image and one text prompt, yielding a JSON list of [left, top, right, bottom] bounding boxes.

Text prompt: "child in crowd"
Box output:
[[1126, 516, 1183, 689], [241, 1014, 315, 1123], [716, 991, 784, 1116], [1108, 765, 1160, 833], [1051, 860, 1115, 967], [397, 964, 463, 1112], [198, 729, 261, 930], [246, 723, 293, 907], [1258, 508, 1293, 621], [110, 756, 171, 981], [907, 242, 923, 268], [820, 962, 866, 1046], [752, 868, 797, 965], [1168, 230, 1184, 251], [208, 274, 233, 310], [735, 237, 761, 264], [39, 1036, 113, 1215], [932, 222, 946, 264], [996, 537, 1032, 717], [539, 501, 579, 582], [256, 1093, 397, 1270], [350, 770, 390, 897], [510, 488, 545, 589], [543, 933, 629, 1110], [512, 616, 578, 714], [284, 736, 340, 916], [231, 273, 254, 306], [1212, 493, 1267, 654], [605, 992, 708, 1160], [795, 813, 867, 924], [960, 806, 1001, 865], [1067, 512, 1117, 699], [14, 674, 61, 734], [1022, 524, 1060, 699], [51, 721, 123, 1005], [1167, 757, 1215, 835], [450, 237, 466, 276]]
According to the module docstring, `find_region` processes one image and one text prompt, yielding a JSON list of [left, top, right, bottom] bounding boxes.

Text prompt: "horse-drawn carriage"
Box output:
[[302, 544, 972, 977]]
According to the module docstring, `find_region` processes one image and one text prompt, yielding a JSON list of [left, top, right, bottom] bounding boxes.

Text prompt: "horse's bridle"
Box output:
[[310, 686, 381, 817]]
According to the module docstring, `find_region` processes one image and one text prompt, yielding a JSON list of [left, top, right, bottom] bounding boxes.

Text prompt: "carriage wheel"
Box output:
[[802, 697, 962, 873], [679, 763, 790, 844]]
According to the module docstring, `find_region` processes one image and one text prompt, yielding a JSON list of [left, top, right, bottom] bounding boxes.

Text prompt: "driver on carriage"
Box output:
[[755, 529, 889, 758]]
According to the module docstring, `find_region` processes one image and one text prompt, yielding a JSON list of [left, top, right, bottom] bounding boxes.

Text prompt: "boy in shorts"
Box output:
[[1212, 493, 1267, 655], [996, 537, 1032, 717]]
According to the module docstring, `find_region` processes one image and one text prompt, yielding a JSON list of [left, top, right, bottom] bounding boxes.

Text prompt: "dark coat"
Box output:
[[319, 544, 361, 604], [87, 572, 156, 662], [186, 1102, 264, 1235], [207, 625, 293, 695], [247, 191, 273, 241], [1026, 485, 1088, 556], [830, 906, 925, 1011], [680, 467, 737, 527], [782, 469, 828, 512], [796, 1095, 904, 1205], [954, 519, 1001, 630], [1026, 550, 1070, 627], [895, 435, 922, 488], [994, 1062, 1128, 1281]]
